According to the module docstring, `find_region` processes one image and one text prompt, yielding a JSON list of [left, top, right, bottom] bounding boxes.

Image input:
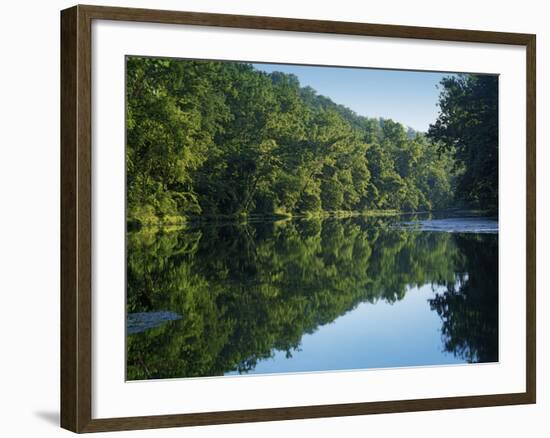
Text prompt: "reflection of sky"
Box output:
[[226, 284, 463, 376], [253, 63, 453, 132]]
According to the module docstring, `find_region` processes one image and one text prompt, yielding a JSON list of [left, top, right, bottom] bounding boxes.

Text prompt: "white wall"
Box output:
[[0, 0, 546, 436]]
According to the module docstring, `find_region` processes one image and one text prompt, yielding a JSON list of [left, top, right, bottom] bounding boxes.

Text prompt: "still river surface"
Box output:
[[126, 212, 498, 380]]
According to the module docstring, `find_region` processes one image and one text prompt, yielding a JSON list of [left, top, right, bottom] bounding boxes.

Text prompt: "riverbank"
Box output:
[[127, 209, 404, 229], [128, 207, 498, 230]]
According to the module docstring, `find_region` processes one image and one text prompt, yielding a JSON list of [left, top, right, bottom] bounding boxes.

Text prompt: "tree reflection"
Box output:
[[126, 218, 498, 380], [428, 234, 498, 363]]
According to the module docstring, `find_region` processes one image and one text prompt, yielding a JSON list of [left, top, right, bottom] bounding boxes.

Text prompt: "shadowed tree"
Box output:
[[428, 74, 498, 212]]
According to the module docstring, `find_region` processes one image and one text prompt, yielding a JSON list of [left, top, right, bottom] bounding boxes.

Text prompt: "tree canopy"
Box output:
[[126, 57, 459, 225]]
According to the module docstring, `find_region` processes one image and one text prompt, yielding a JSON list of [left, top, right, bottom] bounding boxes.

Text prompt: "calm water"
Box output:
[[126, 214, 498, 380]]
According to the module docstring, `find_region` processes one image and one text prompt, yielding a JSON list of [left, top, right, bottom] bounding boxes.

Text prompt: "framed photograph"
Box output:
[[60, 4, 536, 433]]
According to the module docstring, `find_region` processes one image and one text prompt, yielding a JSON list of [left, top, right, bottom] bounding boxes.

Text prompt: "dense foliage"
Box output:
[[126, 217, 498, 379], [127, 57, 457, 225], [428, 74, 499, 212]]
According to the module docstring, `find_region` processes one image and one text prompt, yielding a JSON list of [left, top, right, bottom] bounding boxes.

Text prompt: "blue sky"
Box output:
[[253, 63, 454, 132]]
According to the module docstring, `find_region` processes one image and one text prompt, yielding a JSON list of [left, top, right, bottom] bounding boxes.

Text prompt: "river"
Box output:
[[126, 213, 498, 380]]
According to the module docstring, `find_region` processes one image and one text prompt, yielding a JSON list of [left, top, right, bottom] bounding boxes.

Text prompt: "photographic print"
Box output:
[[125, 57, 499, 381]]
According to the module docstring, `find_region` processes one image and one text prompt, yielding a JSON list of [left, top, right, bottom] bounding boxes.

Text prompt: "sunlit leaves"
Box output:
[[127, 57, 460, 224]]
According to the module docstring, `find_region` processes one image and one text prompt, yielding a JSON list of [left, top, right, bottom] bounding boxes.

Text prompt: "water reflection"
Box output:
[[126, 216, 498, 380]]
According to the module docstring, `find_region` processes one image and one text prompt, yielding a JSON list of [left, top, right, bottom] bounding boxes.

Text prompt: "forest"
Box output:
[[126, 58, 498, 226]]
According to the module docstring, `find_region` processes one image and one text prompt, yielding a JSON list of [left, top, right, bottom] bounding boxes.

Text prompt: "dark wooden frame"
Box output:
[[61, 4, 536, 433]]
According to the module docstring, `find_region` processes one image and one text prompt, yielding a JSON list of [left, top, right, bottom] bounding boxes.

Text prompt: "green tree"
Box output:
[[428, 74, 499, 212], [126, 58, 485, 225]]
